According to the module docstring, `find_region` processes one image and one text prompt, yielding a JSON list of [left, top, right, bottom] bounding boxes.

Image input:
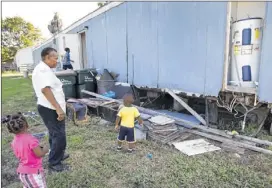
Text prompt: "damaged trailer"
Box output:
[[31, 2, 272, 133]]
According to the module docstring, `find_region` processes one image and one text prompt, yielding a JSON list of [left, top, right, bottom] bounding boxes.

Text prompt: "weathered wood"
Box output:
[[152, 128, 178, 133], [163, 132, 182, 144], [80, 90, 272, 154], [226, 132, 272, 147], [81, 90, 270, 146], [221, 142, 245, 155], [100, 101, 116, 106], [205, 98, 209, 126], [187, 129, 272, 155], [170, 132, 193, 145], [164, 88, 207, 126], [81, 90, 233, 139]]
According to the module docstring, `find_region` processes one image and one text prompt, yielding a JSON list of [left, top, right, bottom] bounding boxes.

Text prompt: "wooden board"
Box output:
[[164, 88, 207, 125]]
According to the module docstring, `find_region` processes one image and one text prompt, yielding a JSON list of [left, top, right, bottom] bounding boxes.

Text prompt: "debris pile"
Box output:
[[74, 89, 272, 155]]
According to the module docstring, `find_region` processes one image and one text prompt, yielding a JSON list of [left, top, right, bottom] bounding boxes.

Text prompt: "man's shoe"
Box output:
[[62, 153, 70, 161], [48, 163, 69, 172], [48, 164, 66, 172]]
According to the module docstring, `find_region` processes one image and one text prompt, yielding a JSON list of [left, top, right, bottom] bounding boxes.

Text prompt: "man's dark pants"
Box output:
[[38, 105, 66, 166]]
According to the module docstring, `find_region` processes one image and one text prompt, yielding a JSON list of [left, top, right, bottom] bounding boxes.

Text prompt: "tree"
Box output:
[[98, 2, 107, 8], [48, 12, 63, 35], [1, 16, 42, 63]]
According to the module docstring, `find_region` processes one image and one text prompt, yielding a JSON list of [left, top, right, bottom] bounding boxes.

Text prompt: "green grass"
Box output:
[[1, 71, 28, 77], [2, 76, 272, 188]]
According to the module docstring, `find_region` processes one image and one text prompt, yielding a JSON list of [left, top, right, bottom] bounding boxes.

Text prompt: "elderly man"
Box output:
[[32, 47, 69, 172]]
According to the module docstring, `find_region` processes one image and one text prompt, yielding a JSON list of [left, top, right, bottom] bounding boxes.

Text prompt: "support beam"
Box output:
[[81, 89, 272, 147], [81, 90, 231, 138], [187, 129, 272, 155], [226, 132, 272, 147], [164, 88, 207, 126]]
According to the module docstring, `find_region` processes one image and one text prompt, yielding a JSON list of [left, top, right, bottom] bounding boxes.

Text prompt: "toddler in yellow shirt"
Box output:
[[115, 94, 143, 153]]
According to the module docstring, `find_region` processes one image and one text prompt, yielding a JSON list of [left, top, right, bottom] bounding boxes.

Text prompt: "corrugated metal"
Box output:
[[258, 2, 272, 103]]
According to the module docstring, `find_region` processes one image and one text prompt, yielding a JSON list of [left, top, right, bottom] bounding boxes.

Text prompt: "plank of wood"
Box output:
[[80, 90, 272, 151], [227, 132, 272, 147], [163, 132, 182, 144], [187, 129, 272, 155], [100, 101, 116, 106], [81, 90, 233, 139], [164, 88, 207, 125], [221, 142, 245, 155], [81, 90, 267, 145], [152, 128, 178, 133]]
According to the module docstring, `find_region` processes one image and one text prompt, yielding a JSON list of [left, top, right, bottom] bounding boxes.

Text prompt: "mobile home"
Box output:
[[31, 2, 272, 132]]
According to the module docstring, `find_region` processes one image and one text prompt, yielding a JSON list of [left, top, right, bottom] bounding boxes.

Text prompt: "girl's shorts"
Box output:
[[18, 171, 46, 188]]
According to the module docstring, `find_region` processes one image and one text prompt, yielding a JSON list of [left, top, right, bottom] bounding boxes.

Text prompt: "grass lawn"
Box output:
[[1, 76, 272, 188]]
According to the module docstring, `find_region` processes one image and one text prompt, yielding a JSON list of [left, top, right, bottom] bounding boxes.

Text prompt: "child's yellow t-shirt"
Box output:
[[117, 106, 140, 128]]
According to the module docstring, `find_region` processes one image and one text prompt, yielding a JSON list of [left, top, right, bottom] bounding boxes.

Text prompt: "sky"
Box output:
[[2, 2, 99, 39]]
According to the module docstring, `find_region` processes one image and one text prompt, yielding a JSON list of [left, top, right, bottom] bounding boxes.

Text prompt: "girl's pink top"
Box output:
[[11, 133, 43, 174]]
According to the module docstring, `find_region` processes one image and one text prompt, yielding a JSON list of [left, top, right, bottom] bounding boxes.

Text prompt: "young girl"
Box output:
[[2, 112, 49, 188]]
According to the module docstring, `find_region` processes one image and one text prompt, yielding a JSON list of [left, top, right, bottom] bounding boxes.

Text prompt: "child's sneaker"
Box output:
[[117, 146, 122, 151]]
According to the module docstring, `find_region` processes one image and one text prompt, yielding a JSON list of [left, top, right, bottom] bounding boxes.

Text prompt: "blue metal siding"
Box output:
[[89, 14, 108, 69], [203, 3, 227, 96], [127, 2, 159, 87], [105, 3, 127, 82], [258, 2, 272, 103], [61, 2, 228, 96], [32, 40, 55, 65], [67, 19, 95, 68], [157, 2, 227, 96], [157, 2, 205, 93]]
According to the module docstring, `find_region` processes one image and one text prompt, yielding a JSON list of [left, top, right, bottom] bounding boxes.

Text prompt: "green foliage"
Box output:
[[97, 2, 106, 7], [1, 16, 42, 63]]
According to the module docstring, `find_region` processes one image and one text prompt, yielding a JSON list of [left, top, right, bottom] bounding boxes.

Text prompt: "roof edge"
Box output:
[[33, 2, 124, 51]]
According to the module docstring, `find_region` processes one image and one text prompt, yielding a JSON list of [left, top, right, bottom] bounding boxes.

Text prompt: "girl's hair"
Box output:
[[2, 112, 28, 134]]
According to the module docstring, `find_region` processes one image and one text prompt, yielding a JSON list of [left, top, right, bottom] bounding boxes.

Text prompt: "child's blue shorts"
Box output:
[[118, 126, 135, 143]]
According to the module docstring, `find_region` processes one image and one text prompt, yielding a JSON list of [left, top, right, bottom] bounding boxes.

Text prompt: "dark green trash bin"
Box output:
[[55, 71, 77, 99], [76, 69, 97, 98]]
